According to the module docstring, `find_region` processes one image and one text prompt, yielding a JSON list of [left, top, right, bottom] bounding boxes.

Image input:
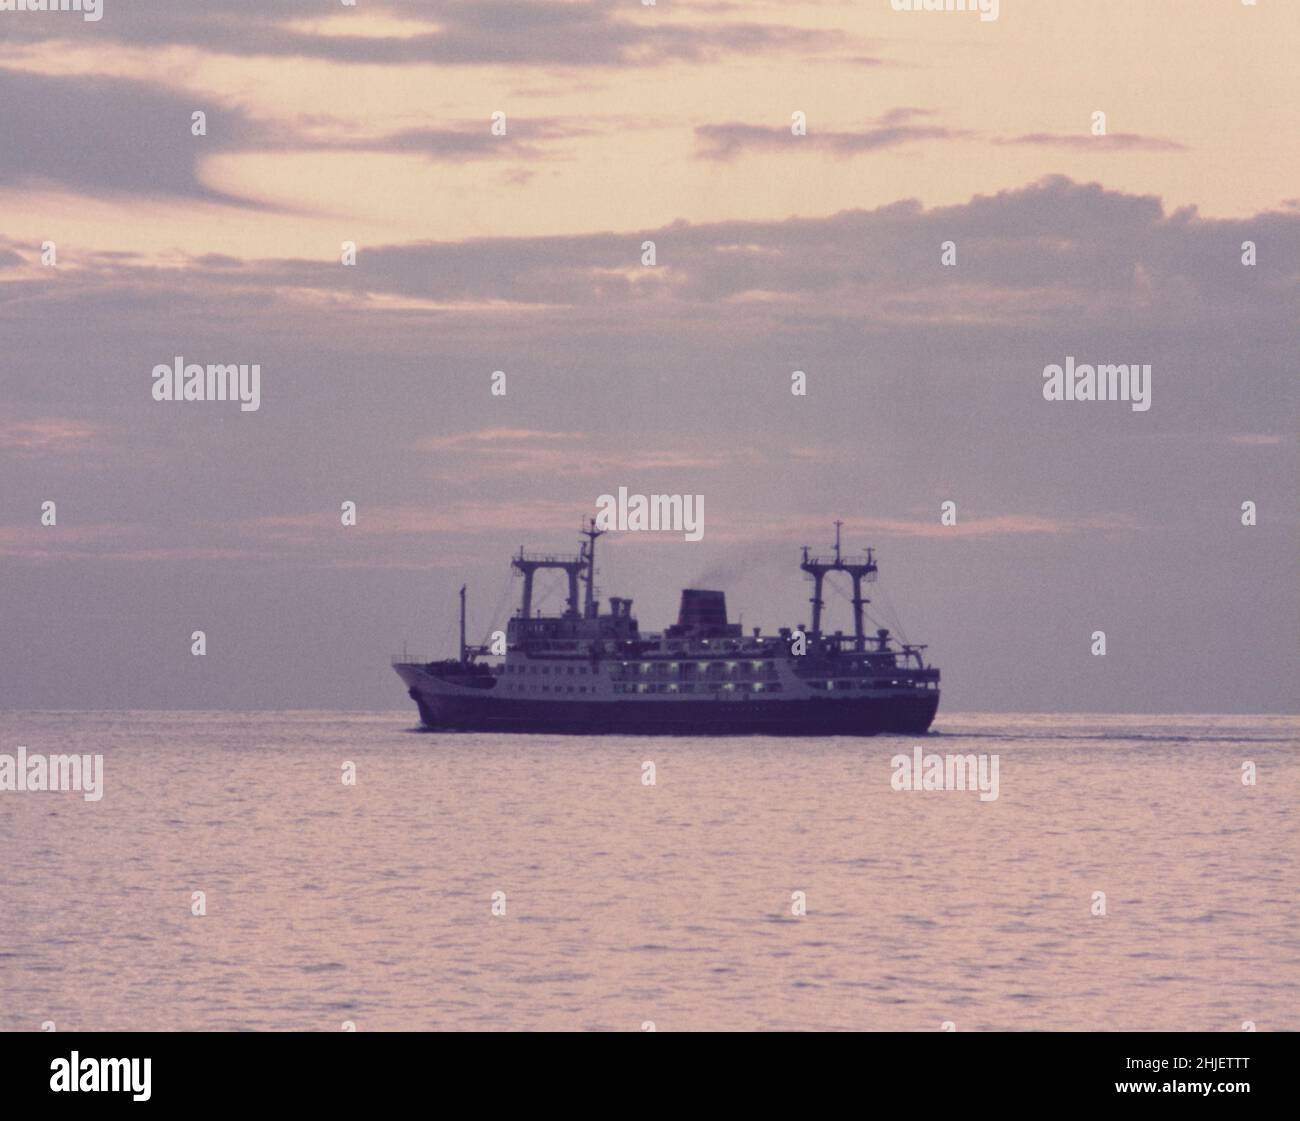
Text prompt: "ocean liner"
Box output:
[[393, 521, 940, 735]]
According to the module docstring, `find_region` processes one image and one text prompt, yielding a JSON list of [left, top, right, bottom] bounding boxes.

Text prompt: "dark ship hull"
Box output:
[[402, 682, 939, 737]]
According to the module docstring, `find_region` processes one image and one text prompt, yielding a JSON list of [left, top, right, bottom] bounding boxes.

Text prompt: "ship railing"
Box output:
[[810, 635, 895, 654], [513, 552, 584, 565], [391, 650, 499, 666], [801, 555, 877, 573]]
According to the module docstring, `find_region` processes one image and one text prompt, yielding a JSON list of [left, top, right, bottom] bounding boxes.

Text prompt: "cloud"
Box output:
[[692, 108, 1187, 163], [2, 178, 1295, 536], [0, 414, 103, 455], [0, 1, 841, 67], [5, 176, 1297, 334], [418, 428, 583, 451], [0, 67, 264, 205], [0, 67, 579, 206], [4, 177, 1296, 361], [233, 178, 1298, 334], [997, 132, 1187, 152], [414, 429, 737, 479], [1229, 434, 1285, 447], [696, 109, 961, 161], [837, 513, 1139, 539]]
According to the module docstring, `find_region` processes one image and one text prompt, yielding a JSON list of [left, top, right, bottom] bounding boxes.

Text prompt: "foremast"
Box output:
[[800, 519, 877, 649]]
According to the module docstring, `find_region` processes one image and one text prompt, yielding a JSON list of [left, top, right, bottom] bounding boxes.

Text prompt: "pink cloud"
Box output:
[[415, 427, 736, 478], [0, 415, 103, 455]]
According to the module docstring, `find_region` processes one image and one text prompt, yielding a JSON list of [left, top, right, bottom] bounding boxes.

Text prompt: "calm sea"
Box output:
[[1, 711, 1295, 1032]]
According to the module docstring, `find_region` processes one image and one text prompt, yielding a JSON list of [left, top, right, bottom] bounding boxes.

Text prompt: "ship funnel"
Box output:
[[677, 588, 728, 628], [665, 588, 741, 639]]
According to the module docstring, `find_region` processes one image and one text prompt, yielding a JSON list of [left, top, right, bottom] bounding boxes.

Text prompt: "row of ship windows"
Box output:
[[501, 663, 929, 689], [506, 664, 593, 675], [506, 662, 782, 678], [612, 663, 780, 682], [504, 664, 782, 681]]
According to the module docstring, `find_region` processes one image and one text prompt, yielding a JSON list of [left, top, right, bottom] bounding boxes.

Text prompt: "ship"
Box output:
[[393, 520, 940, 735]]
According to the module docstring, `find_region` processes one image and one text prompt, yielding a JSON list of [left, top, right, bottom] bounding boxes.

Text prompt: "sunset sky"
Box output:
[[1, 0, 1296, 712]]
